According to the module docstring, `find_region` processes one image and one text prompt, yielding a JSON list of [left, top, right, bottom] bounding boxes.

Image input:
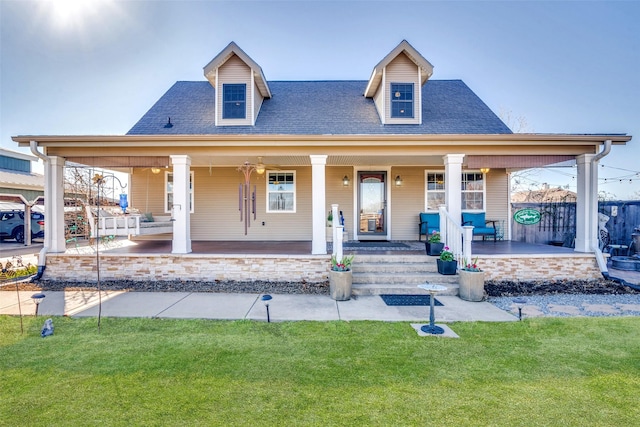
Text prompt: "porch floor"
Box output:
[[98, 239, 577, 256]]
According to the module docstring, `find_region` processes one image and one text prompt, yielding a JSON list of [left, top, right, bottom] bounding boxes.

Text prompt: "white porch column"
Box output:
[[310, 155, 328, 255], [443, 154, 465, 225], [49, 156, 66, 253], [575, 153, 597, 253], [170, 155, 192, 254]]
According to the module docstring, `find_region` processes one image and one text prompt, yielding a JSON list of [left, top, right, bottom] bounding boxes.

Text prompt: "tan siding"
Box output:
[[325, 167, 355, 240], [129, 169, 167, 216], [384, 53, 420, 125], [485, 169, 510, 239], [373, 81, 385, 124], [217, 55, 253, 126], [253, 80, 264, 122], [390, 167, 425, 240], [190, 167, 311, 241]]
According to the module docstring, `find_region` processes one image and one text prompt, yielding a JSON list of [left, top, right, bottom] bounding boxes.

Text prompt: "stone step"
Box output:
[[352, 282, 459, 296], [353, 271, 458, 285], [352, 263, 439, 274]]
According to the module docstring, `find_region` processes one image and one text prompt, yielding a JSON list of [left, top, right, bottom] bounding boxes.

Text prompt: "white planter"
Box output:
[[458, 270, 485, 302], [329, 270, 352, 301]]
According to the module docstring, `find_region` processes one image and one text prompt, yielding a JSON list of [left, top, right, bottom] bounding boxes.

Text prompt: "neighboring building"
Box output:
[[13, 40, 632, 257]]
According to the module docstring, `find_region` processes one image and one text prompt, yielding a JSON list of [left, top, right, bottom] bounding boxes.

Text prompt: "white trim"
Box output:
[[352, 166, 392, 241], [250, 71, 255, 124], [265, 170, 297, 213], [417, 66, 422, 124], [165, 171, 194, 214], [424, 169, 486, 212], [214, 68, 219, 127]]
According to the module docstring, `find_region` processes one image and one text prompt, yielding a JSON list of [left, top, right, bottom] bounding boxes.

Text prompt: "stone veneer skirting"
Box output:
[[41, 252, 604, 284]]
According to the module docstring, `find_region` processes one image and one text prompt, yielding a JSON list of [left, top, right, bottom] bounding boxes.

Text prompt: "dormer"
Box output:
[[364, 40, 434, 125], [203, 42, 271, 126]]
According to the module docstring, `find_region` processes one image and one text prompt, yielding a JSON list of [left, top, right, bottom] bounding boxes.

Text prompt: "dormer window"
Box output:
[[223, 84, 246, 119], [391, 83, 414, 118]]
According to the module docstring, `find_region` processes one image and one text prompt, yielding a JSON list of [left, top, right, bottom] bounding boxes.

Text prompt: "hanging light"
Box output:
[[151, 167, 161, 174], [480, 168, 490, 174], [255, 157, 266, 175]]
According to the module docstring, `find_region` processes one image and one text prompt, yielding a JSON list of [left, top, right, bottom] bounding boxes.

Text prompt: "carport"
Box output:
[[0, 194, 44, 246]]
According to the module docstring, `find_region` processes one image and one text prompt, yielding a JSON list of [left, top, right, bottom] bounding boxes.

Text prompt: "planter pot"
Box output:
[[458, 270, 485, 302], [425, 242, 444, 256], [329, 270, 352, 301], [436, 259, 457, 275]]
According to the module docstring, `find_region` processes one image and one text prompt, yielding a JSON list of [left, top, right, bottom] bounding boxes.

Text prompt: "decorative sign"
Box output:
[[514, 208, 541, 225]]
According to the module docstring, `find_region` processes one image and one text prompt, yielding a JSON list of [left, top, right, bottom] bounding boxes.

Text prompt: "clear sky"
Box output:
[[1, 0, 638, 199]]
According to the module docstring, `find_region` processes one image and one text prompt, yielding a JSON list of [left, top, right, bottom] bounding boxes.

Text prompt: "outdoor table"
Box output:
[[417, 284, 447, 334]]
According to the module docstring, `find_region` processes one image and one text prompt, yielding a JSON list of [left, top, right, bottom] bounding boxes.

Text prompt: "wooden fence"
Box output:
[[511, 201, 640, 248]]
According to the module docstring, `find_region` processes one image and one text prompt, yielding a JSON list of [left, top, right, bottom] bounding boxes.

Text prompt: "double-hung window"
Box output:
[[267, 171, 295, 212], [425, 172, 445, 211], [424, 171, 486, 211], [223, 83, 246, 119], [390, 83, 414, 118], [165, 171, 194, 214], [461, 172, 485, 211]]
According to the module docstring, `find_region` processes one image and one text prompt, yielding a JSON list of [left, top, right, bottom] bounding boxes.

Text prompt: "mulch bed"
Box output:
[[485, 279, 640, 297]]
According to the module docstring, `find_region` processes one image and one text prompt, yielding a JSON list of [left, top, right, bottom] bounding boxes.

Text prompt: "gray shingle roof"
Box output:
[[127, 80, 512, 135]]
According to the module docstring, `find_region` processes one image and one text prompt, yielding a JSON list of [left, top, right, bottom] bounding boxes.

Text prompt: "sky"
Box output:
[[1, 0, 639, 199]]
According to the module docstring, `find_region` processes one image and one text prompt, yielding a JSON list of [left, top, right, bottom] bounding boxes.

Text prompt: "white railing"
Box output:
[[438, 205, 473, 266]]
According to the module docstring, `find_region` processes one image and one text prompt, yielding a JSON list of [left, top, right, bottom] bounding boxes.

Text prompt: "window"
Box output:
[[424, 171, 486, 211], [267, 171, 295, 212], [223, 84, 246, 119], [461, 172, 485, 211], [165, 171, 194, 213], [390, 83, 413, 118], [425, 172, 445, 211]]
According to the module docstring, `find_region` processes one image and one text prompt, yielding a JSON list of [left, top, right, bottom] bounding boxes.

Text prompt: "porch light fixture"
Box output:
[[480, 168, 490, 174], [31, 293, 45, 316], [255, 157, 266, 175], [151, 167, 161, 174], [342, 175, 350, 186], [395, 175, 403, 186]]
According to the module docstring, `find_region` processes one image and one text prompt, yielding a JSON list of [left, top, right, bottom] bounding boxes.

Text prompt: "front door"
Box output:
[[357, 172, 387, 240]]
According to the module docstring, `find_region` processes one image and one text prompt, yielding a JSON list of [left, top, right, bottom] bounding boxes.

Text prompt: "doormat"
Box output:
[[380, 294, 443, 306]]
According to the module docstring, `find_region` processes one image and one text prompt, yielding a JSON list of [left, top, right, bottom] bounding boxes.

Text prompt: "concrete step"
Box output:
[[352, 282, 459, 296], [348, 253, 459, 295]]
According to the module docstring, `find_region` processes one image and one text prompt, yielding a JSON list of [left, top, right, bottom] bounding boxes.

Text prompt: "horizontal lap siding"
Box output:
[[485, 169, 510, 239], [326, 167, 355, 239], [385, 53, 420, 125], [391, 167, 425, 240], [217, 55, 252, 126], [130, 169, 168, 218], [192, 167, 311, 241]]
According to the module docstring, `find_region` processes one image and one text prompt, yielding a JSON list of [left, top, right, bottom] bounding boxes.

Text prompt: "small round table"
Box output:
[[417, 284, 447, 334]]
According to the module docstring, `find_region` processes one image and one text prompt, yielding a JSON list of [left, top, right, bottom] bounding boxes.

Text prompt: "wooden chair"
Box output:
[[462, 212, 497, 242], [418, 213, 440, 241]]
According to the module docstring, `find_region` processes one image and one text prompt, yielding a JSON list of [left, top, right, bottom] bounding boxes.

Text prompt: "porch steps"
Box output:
[[350, 254, 459, 296]]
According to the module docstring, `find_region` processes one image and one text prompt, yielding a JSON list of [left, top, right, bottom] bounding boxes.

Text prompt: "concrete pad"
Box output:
[[548, 304, 583, 316], [160, 293, 260, 319], [247, 294, 340, 321], [582, 303, 620, 314], [521, 305, 545, 317], [435, 296, 517, 322], [618, 303, 640, 312], [0, 291, 39, 315], [73, 292, 189, 318], [410, 323, 459, 338], [337, 295, 428, 321]]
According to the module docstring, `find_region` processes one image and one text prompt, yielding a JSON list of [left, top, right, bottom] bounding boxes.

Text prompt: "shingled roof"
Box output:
[[127, 79, 512, 136]]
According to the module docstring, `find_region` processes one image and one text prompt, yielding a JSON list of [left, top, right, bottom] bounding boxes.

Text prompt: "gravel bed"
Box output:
[[486, 279, 640, 318]]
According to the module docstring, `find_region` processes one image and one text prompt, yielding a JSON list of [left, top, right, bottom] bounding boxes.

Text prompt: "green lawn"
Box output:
[[1, 316, 639, 426]]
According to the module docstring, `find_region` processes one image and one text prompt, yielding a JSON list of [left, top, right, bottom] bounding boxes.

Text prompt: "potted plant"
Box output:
[[436, 247, 457, 275], [458, 257, 484, 301], [329, 254, 354, 301], [425, 231, 444, 256]]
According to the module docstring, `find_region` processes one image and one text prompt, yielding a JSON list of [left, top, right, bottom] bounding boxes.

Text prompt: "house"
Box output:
[[12, 40, 632, 285]]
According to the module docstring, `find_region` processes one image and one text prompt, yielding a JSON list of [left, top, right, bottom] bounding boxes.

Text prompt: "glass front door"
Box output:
[[358, 172, 387, 239]]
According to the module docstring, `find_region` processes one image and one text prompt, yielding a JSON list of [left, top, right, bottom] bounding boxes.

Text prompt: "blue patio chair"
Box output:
[[462, 212, 497, 242], [418, 212, 440, 241]]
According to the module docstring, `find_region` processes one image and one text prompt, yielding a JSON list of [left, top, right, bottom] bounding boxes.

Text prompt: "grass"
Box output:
[[1, 316, 639, 426]]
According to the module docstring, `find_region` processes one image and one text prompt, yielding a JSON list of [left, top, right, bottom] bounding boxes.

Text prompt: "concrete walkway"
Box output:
[[0, 290, 517, 322]]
